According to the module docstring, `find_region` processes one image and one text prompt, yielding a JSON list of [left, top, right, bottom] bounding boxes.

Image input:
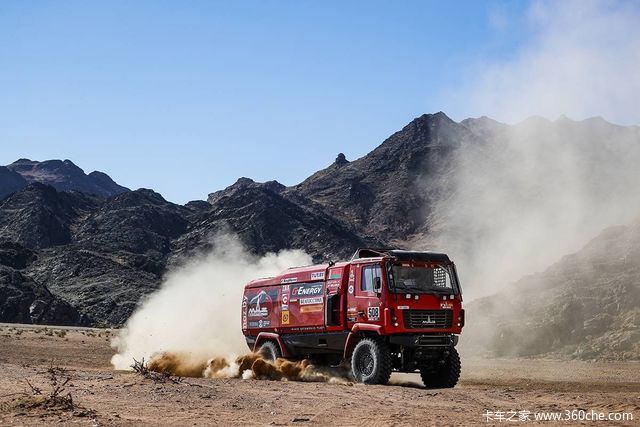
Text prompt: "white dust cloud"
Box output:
[[426, 0, 640, 298], [110, 233, 311, 370], [460, 0, 640, 125]]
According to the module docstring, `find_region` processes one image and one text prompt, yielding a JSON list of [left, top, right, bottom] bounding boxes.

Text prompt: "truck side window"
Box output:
[[361, 265, 382, 292]]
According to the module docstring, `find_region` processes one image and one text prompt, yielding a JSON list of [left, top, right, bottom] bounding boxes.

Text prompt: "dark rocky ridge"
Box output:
[[6, 158, 129, 197], [0, 166, 27, 200], [0, 181, 380, 325], [0, 183, 103, 249], [286, 112, 479, 243], [183, 184, 381, 262], [0, 242, 79, 325]]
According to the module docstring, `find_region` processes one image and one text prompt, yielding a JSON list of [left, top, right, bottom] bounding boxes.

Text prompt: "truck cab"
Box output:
[[242, 248, 464, 387]]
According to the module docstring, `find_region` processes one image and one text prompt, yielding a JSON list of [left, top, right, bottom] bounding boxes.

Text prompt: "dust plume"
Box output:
[[451, 0, 640, 125], [110, 233, 311, 370], [424, 0, 640, 299]]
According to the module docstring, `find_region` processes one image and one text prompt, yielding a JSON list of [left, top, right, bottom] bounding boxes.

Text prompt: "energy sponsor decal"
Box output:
[[290, 282, 324, 303], [310, 272, 325, 280]]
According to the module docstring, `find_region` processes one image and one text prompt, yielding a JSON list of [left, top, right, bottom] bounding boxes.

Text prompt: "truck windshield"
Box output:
[[388, 263, 455, 294]]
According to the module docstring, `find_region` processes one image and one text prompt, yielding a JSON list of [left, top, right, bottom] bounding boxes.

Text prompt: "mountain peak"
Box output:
[[335, 153, 349, 166], [5, 159, 129, 198]]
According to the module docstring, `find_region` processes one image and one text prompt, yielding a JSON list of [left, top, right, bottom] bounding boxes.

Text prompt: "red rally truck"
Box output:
[[241, 248, 464, 386]]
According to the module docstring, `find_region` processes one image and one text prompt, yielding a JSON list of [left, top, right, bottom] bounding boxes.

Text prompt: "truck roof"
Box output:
[[245, 249, 453, 289], [351, 248, 451, 264]]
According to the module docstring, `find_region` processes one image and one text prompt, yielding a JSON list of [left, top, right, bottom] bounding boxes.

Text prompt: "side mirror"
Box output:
[[373, 276, 382, 293]]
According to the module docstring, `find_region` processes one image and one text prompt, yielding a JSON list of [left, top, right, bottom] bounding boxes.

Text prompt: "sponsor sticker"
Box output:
[[242, 296, 248, 330], [348, 285, 354, 294], [310, 272, 325, 280], [281, 310, 290, 325], [368, 306, 380, 321], [440, 302, 453, 309], [300, 305, 323, 313], [247, 290, 272, 318], [282, 294, 289, 304], [249, 319, 271, 328], [292, 283, 324, 297], [300, 296, 323, 305], [329, 272, 341, 280], [397, 305, 410, 310], [281, 277, 298, 284]]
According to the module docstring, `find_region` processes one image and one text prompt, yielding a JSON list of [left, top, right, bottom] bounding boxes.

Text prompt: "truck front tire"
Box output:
[[259, 341, 282, 362], [420, 348, 461, 388], [351, 337, 392, 385]]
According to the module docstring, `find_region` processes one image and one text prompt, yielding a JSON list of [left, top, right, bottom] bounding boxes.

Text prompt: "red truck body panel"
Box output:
[[242, 251, 464, 358]]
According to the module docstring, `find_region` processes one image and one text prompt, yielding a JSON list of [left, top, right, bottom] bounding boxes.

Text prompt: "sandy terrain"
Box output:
[[0, 324, 638, 426]]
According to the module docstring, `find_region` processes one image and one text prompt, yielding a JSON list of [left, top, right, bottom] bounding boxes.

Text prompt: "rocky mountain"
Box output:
[[0, 166, 27, 200], [286, 112, 477, 243], [5, 159, 129, 197], [187, 178, 381, 261], [462, 215, 640, 361], [0, 180, 380, 325], [0, 113, 638, 365], [0, 183, 102, 249], [0, 243, 79, 325]]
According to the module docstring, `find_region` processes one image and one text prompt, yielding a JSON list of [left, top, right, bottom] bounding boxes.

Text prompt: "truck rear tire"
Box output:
[[420, 348, 461, 388], [351, 337, 392, 385], [259, 341, 282, 362]]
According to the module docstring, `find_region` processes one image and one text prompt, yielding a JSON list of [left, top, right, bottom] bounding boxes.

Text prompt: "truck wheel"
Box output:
[[420, 348, 461, 388], [258, 341, 282, 362], [351, 337, 392, 385]]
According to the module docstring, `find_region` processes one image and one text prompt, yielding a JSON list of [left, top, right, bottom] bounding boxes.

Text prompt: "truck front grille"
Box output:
[[403, 309, 453, 329]]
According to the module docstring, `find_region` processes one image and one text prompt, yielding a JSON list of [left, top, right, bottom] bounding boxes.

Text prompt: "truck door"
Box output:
[[349, 262, 384, 327], [325, 266, 346, 332]]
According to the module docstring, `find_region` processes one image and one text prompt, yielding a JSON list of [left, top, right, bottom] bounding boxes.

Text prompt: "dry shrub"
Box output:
[[3, 364, 75, 413]]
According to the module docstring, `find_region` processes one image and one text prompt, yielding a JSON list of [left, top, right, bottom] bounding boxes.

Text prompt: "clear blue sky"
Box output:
[[0, 1, 533, 203]]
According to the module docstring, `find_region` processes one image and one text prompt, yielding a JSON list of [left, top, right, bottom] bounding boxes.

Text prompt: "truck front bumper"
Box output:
[[389, 333, 458, 348]]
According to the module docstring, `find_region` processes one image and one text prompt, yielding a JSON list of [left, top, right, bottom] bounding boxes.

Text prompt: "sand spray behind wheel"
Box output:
[[145, 351, 352, 383]]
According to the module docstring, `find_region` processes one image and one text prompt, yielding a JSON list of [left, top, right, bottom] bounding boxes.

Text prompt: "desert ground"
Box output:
[[0, 324, 638, 426]]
